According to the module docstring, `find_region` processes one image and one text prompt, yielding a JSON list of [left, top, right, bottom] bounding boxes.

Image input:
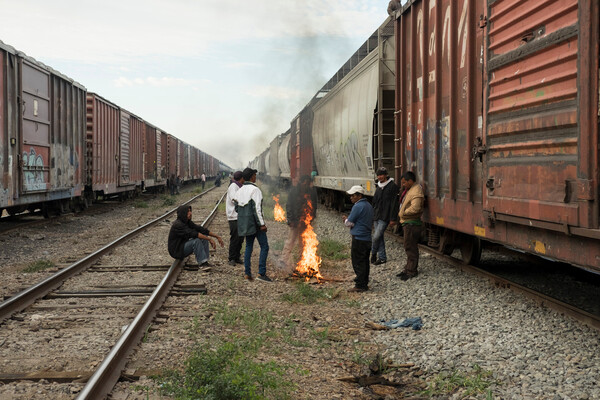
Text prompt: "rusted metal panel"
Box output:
[[128, 114, 144, 184], [159, 131, 167, 182], [166, 134, 178, 183], [290, 104, 315, 185], [87, 93, 120, 194], [50, 74, 86, 196], [119, 110, 131, 185], [144, 123, 157, 185], [396, 0, 484, 201], [484, 0, 589, 227]]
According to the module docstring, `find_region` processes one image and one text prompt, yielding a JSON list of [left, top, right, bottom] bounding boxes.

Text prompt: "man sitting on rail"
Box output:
[[168, 205, 224, 266]]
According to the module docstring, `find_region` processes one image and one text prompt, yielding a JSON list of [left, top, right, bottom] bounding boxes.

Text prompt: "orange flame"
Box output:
[[272, 195, 286, 222], [294, 198, 323, 281]]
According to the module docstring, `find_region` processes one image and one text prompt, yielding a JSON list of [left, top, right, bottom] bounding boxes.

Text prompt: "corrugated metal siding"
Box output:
[[119, 111, 131, 185], [268, 136, 280, 178], [144, 123, 157, 183], [87, 93, 120, 192], [485, 0, 582, 226], [50, 73, 86, 194], [159, 131, 167, 182], [129, 114, 144, 184], [166, 134, 178, 181]]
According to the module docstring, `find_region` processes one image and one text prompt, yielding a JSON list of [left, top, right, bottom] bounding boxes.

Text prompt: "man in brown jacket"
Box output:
[[397, 171, 424, 280]]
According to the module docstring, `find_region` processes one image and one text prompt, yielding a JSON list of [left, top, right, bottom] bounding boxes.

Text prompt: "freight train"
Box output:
[[0, 40, 230, 217], [250, 0, 600, 272]]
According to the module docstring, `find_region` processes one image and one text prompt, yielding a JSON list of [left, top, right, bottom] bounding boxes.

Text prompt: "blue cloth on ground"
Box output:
[[379, 317, 423, 331]]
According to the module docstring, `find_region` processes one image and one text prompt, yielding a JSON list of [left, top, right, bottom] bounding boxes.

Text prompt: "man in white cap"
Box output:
[[342, 185, 373, 292]]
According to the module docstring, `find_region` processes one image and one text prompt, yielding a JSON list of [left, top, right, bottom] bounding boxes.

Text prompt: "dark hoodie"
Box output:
[[167, 205, 210, 259]]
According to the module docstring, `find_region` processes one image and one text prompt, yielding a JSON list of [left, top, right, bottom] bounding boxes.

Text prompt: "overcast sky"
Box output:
[[0, 0, 394, 170]]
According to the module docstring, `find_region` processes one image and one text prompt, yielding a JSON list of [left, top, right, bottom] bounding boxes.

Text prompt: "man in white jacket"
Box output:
[[226, 171, 245, 266], [233, 168, 271, 282]]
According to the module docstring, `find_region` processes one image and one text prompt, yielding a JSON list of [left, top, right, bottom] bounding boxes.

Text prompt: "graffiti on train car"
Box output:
[[340, 131, 364, 175], [51, 144, 81, 189], [22, 147, 46, 191]]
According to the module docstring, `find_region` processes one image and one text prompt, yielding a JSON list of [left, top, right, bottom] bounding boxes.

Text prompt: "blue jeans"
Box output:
[[244, 230, 269, 276], [183, 238, 210, 264], [371, 220, 389, 261]]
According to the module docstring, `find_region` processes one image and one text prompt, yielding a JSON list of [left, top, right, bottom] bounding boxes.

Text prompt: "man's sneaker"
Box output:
[[373, 259, 387, 265], [370, 254, 377, 263], [245, 274, 254, 281], [228, 260, 236, 266], [257, 274, 273, 282]]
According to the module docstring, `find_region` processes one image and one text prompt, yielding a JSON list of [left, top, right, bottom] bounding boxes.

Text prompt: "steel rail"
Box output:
[[0, 187, 217, 323], [76, 190, 226, 400], [388, 231, 600, 331]]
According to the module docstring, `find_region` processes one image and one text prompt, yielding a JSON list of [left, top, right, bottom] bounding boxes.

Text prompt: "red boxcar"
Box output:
[[166, 134, 179, 183], [393, 0, 600, 269], [0, 40, 87, 215], [289, 105, 316, 185]]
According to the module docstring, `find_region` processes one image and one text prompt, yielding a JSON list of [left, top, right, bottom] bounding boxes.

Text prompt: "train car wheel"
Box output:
[[439, 230, 455, 255], [460, 236, 481, 265]]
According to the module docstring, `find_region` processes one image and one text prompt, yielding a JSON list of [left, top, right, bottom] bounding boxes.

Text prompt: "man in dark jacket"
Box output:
[[168, 205, 224, 265], [280, 175, 318, 272], [370, 167, 399, 265]]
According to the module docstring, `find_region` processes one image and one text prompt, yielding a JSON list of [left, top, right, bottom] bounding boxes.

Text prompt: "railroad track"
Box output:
[[385, 231, 600, 332], [0, 186, 226, 399], [0, 186, 208, 237]]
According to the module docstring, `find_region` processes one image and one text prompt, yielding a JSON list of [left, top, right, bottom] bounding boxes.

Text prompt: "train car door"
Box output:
[[482, 1, 593, 229], [119, 110, 131, 186], [20, 61, 50, 193]]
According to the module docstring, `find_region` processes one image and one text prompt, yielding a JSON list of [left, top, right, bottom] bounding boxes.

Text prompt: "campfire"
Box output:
[[293, 197, 323, 282], [272, 195, 286, 222]]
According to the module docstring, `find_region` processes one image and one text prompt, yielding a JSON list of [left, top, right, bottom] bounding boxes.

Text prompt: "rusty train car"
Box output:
[[252, 0, 600, 272], [0, 39, 226, 216]]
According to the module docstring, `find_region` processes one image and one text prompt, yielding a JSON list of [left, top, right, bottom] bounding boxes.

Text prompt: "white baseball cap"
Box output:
[[346, 185, 365, 195]]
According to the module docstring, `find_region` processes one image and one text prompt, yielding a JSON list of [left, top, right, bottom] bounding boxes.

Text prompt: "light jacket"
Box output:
[[233, 182, 265, 236], [398, 183, 424, 224], [226, 181, 242, 221]]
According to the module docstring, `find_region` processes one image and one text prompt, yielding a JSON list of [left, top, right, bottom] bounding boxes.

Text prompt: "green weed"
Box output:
[[157, 335, 293, 400], [23, 259, 55, 273], [133, 200, 149, 208], [281, 282, 334, 304], [421, 364, 499, 398], [318, 239, 349, 260]]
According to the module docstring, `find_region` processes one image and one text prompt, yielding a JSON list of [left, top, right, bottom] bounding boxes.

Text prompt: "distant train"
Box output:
[[251, 0, 600, 272], [0, 40, 231, 217]]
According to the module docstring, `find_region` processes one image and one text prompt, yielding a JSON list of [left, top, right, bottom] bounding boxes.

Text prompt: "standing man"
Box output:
[[226, 171, 245, 266], [233, 167, 271, 282], [201, 173, 206, 190], [370, 167, 399, 265], [168, 205, 224, 266], [280, 175, 317, 273], [342, 185, 373, 292], [397, 171, 424, 280]]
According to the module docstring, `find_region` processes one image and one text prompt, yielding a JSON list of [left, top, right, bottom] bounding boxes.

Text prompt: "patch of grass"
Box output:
[[157, 334, 293, 400], [23, 259, 55, 273], [281, 282, 334, 304], [161, 195, 176, 207], [420, 364, 499, 398], [217, 201, 226, 213], [211, 304, 274, 334], [133, 200, 148, 208], [318, 239, 349, 260]]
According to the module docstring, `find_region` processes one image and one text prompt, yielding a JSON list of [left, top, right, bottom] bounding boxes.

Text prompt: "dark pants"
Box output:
[[228, 220, 244, 262], [351, 237, 372, 289], [201, 181, 205, 190], [402, 224, 422, 274]]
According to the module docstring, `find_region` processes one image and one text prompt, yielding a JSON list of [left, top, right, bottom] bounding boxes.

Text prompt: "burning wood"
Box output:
[[294, 198, 323, 281], [272, 195, 286, 222]]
